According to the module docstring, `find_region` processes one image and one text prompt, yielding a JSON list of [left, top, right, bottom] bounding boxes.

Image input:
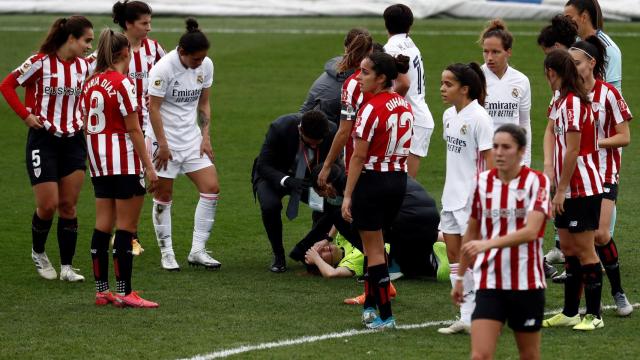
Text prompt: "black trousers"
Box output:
[[255, 179, 320, 257]]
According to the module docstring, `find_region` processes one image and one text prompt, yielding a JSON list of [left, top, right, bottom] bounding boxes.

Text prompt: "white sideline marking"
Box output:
[[1, 26, 640, 38], [180, 303, 640, 360]]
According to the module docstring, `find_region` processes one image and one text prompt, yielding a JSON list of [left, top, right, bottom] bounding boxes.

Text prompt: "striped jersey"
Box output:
[[441, 100, 494, 211], [470, 167, 550, 291], [353, 92, 413, 172], [549, 93, 603, 198], [341, 70, 372, 170], [128, 38, 165, 131], [13, 53, 92, 137], [590, 80, 632, 184], [80, 70, 141, 177]]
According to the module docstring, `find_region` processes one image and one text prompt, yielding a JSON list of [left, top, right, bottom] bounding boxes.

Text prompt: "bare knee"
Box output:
[[201, 183, 219, 194], [471, 351, 492, 360], [154, 189, 173, 203], [594, 228, 609, 246], [57, 200, 77, 218], [37, 201, 58, 219]]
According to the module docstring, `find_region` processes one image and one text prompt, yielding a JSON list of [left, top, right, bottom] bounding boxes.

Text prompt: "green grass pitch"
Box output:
[[0, 15, 638, 359]]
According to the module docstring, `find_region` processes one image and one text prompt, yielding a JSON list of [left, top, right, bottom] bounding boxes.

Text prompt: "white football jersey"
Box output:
[[147, 49, 214, 151], [384, 34, 434, 129], [482, 64, 532, 165], [441, 100, 494, 211]]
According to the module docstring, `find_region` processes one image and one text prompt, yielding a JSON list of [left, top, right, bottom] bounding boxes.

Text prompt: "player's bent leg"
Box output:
[[470, 319, 502, 360], [514, 331, 541, 360], [186, 165, 221, 269]]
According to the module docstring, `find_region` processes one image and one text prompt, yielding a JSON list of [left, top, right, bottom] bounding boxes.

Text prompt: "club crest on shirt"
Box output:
[[33, 168, 41, 178], [196, 74, 204, 84], [566, 109, 574, 123], [536, 187, 547, 203], [460, 124, 468, 135], [617, 99, 629, 113], [19, 60, 32, 75], [341, 89, 349, 103], [516, 189, 527, 201], [153, 79, 163, 88], [511, 88, 519, 99], [591, 102, 602, 113]]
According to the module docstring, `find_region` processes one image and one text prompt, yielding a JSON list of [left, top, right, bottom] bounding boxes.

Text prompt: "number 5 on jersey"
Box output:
[[385, 111, 413, 157]]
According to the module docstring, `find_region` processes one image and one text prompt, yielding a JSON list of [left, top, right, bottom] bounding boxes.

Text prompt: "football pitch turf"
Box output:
[[0, 15, 639, 359]]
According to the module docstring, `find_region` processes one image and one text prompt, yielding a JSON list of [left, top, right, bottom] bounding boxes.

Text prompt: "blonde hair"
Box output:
[[94, 28, 130, 74]]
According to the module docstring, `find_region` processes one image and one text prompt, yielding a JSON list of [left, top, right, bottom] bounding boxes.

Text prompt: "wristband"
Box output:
[[455, 275, 464, 281]]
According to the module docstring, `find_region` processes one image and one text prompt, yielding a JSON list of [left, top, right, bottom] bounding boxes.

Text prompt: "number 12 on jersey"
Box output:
[[385, 111, 413, 157]]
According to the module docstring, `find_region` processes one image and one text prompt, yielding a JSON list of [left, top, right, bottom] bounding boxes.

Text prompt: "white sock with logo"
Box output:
[[460, 268, 476, 325], [190, 193, 218, 254], [152, 199, 173, 255]]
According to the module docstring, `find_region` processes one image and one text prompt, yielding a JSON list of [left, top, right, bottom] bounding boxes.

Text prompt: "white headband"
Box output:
[[569, 47, 595, 60]]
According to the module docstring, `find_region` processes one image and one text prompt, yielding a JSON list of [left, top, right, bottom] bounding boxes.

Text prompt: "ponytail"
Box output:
[[537, 14, 578, 49], [445, 62, 487, 106], [566, 0, 603, 30], [570, 36, 606, 79], [112, 0, 152, 30], [336, 28, 372, 73], [367, 52, 409, 88], [39, 15, 93, 55], [93, 28, 130, 74], [544, 49, 590, 103], [178, 18, 210, 54]]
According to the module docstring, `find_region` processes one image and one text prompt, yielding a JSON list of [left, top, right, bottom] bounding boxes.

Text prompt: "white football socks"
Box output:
[[449, 263, 476, 325], [461, 268, 476, 325], [191, 193, 218, 254], [152, 199, 173, 255]]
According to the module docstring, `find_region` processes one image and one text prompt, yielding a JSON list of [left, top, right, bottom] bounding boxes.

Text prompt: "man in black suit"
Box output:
[[252, 110, 337, 272]]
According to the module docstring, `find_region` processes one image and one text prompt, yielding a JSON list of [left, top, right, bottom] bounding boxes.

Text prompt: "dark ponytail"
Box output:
[[178, 18, 210, 54], [445, 62, 487, 106], [566, 0, 603, 30], [112, 0, 152, 30], [93, 28, 130, 74], [336, 28, 372, 73], [570, 36, 606, 79], [39, 15, 93, 55], [367, 52, 409, 88], [544, 49, 590, 103], [537, 14, 578, 49]]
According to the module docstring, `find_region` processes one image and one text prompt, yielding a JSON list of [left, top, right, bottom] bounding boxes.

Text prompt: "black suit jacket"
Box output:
[[252, 113, 337, 187]]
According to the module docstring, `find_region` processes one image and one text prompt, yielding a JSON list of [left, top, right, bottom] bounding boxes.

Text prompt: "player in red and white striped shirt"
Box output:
[[569, 38, 633, 316], [0, 16, 94, 282], [112, 0, 165, 132], [80, 29, 158, 308], [316, 30, 373, 187], [342, 52, 413, 330], [542, 49, 605, 331], [453, 124, 549, 360]]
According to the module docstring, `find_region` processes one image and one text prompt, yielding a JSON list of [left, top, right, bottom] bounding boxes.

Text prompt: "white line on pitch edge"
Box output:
[[179, 303, 640, 360], [0, 26, 639, 37]]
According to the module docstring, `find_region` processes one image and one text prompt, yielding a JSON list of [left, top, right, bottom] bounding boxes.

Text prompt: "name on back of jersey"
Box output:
[[84, 76, 117, 97], [385, 97, 409, 111]]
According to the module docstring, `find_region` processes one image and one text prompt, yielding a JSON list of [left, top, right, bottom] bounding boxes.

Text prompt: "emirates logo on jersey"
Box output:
[[511, 88, 519, 98]]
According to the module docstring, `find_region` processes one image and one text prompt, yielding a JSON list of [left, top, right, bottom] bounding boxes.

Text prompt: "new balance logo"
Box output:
[[523, 318, 536, 327], [569, 221, 578, 227]]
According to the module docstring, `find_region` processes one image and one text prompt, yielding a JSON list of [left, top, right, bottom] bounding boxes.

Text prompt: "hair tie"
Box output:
[[569, 46, 594, 60]]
